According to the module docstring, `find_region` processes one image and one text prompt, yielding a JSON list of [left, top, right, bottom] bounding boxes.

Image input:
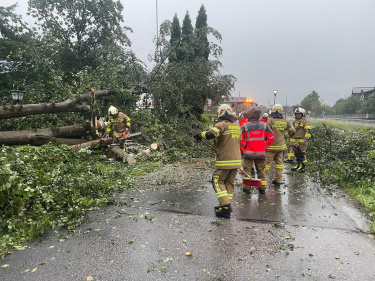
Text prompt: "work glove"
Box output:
[[193, 132, 202, 143]]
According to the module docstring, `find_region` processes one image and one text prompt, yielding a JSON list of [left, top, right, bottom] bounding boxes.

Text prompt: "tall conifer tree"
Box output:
[[169, 14, 181, 63], [195, 5, 209, 60], [181, 11, 194, 62]]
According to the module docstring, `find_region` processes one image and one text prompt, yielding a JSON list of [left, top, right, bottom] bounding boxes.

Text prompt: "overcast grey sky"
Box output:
[[3, 0, 375, 107]]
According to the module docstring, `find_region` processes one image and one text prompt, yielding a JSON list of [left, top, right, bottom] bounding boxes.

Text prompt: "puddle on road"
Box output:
[[125, 164, 372, 233]]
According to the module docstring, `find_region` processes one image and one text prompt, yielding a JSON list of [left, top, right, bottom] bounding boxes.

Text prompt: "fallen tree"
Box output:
[[70, 132, 142, 150], [0, 90, 116, 119], [0, 122, 92, 145]]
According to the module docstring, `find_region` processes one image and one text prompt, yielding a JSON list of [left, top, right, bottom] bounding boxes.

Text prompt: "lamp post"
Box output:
[[10, 90, 25, 103], [273, 90, 278, 105], [285, 96, 288, 118]]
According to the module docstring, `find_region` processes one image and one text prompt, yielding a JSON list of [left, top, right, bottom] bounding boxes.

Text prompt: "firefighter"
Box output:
[[241, 106, 275, 194], [194, 104, 241, 219], [105, 106, 131, 151], [260, 113, 269, 123], [287, 107, 311, 173], [239, 112, 248, 127], [265, 104, 295, 185], [239, 112, 248, 154]]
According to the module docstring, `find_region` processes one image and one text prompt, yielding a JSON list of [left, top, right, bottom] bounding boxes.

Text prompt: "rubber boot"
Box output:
[[298, 162, 306, 173], [214, 204, 232, 219], [291, 162, 300, 171], [119, 139, 126, 151], [242, 188, 251, 194], [258, 186, 266, 194]]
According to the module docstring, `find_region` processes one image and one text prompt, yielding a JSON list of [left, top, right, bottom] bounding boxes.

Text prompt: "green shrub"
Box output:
[[308, 121, 375, 232], [0, 144, 157, 258]]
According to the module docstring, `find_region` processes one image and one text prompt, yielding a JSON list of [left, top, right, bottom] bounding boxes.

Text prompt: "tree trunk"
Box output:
[[0, 122, 92, 145], [0, 90, 116, 119], [111, 146, 127, 163], [70, 138, 113, 150], [70, 132, 143, 150]]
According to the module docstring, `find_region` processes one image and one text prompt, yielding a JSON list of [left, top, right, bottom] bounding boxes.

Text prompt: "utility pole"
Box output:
[[156, 0, 161, 58], [286, 96, 288, 118]]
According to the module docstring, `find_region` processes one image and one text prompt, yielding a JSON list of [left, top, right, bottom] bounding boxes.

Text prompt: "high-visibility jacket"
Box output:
[[107, 112, 131, 137], [266, 117, 295, 151], [292, 117, 311, 140], [239, 118, 248, 153], [241, 120, 275, 159], [201, 120, 242, 169]]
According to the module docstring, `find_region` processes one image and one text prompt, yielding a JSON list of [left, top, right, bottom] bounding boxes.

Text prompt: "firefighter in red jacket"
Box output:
[[260, 113, 269, 123], [239, 112, 248, 155], [241, 106, 275, 194], [194, 104, 241, 219]]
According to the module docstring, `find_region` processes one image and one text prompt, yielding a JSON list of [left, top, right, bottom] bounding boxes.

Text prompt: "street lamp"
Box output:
[[10, 90, 25, 102], [285, 96, 288, 118], [273, 90, 278, 105]]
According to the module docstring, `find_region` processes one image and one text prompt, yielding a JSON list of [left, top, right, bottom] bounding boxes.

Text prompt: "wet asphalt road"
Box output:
[[1, 162, 375, 281]]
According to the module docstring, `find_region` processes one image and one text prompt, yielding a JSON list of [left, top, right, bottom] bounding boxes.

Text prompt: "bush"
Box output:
[[0, 144, 157, 258], [308, 121, 375, 232]]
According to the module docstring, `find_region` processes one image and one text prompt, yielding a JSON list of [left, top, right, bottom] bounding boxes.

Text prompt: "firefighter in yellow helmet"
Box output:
[[287, 107, 311, 173], [194, 104, 241, 219], [105, 106, 131, 151], [265, 104, 295, 185]]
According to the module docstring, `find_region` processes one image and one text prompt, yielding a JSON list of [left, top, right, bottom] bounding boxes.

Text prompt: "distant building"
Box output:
[[352, 87, 375, 99], [136, 93, 154, 110], [204, 97, 257, 115]]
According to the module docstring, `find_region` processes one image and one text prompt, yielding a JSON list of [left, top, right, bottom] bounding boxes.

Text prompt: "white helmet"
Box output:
[[108, 106, 118, 117], [294, 107, 306, 117], [272, 103, 283, 113], [263, 113, 269, 118], [217, 104, 234, 118]]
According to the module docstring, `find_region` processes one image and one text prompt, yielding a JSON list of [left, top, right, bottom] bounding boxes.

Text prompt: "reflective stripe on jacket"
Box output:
[[266, 118, 295, 152], [107, 112, 131, 137], [241, 121, 275, 159], [239, 118, 248, 153], [202, 121, 242, 169], [292, 117, 311, 139]]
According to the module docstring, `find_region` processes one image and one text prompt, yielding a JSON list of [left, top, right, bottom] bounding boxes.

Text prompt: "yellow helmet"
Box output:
[[271, 103, 283, 113], [108, 106, 118, 117], [294, 107, 306, 117], [217, 104, 234, 118]]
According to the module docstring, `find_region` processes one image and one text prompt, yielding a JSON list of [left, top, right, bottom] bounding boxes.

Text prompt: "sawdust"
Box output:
[[134, 158, 214, 189]]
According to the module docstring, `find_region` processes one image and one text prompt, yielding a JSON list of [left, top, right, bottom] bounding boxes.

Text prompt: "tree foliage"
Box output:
[[1, 2, 235, 127], [194, 5, 209, 60], [28, 0, 131, 72], [0, 0, 145, 130], [150, 5, 235, 118], [169, 14, 182, 63], [300, 90, 320, 113]]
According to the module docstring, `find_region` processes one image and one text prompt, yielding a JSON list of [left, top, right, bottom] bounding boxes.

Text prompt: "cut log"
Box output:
[[111, 146, 127, 163], [0, 122, 91, 145], [70, 132, 143, 150], [127, 153, 137, 164], [52, 138, 89, 145], [150, 143, 158, 150], [70, 138, 113, 150]]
